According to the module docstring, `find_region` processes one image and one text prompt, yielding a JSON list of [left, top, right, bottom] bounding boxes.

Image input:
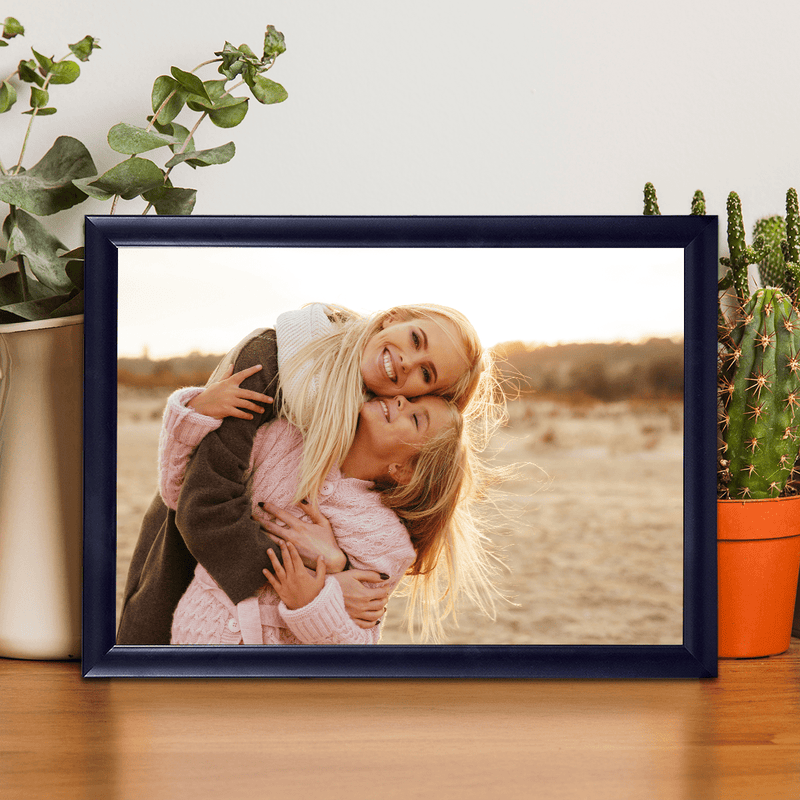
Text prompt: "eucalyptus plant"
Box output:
[[0, 17, 288, 323]]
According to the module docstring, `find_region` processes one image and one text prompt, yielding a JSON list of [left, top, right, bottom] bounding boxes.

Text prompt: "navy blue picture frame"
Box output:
[[82, 214, 718, 679]]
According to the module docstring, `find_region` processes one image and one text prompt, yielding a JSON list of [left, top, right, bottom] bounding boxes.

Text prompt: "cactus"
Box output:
[[718, 287, 800, 499], [753, 215, 787, 289], [638, 183, 800, 498], [780, 188, 800, 299], [643, 182, 660, 215], [719, 192, 767, 303]]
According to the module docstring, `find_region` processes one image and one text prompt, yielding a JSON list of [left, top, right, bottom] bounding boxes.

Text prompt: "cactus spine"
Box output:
[[718, 287, 800, 498]]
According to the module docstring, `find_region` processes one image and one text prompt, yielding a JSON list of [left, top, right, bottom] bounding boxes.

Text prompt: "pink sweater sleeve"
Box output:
[[158, 387, 223, 509], [277, 576, 386, 644], [277, 558, 414, 645]]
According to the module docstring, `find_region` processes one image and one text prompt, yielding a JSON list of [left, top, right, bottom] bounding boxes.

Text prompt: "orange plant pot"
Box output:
[[718, 495, 800, 658]]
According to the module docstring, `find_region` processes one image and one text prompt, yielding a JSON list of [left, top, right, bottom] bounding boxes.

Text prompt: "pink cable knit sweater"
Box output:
[[160, 388, 416, 645]]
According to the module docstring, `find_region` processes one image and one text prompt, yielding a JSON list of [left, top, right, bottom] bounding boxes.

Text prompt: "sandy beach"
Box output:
[[116, 387, 684, 646]]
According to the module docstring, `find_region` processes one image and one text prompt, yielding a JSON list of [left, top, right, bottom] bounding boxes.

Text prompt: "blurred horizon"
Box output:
[[119, 335, 685, 404]]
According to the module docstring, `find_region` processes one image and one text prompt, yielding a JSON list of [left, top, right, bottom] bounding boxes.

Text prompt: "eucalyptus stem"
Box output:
[[142, 78, 245, 215], [15, 254, 30, 301], [13, 72, 53, 174]]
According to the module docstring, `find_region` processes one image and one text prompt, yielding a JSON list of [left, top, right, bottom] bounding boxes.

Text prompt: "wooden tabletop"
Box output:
[[3, 641, 799, 800]]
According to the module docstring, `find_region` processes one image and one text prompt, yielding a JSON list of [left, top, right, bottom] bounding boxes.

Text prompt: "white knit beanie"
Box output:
[[275, 303, 335, 410]]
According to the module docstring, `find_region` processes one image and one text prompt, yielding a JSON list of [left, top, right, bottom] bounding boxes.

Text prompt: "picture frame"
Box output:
[[83, 214, 719, 679]]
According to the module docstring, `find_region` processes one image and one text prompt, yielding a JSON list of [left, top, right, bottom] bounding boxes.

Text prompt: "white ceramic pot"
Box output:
[[0, 315, 83, 659]]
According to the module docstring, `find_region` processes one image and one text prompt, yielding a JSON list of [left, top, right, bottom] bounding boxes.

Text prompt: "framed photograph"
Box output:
[[83, 215, 718, 678]]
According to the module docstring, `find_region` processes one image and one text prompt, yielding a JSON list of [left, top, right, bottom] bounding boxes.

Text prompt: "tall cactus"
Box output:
[[718, 287, 800, 498], [643, 182, 660, 215], [753, 215, 787, 289], [719, 192, 767, 303], [780, 188, 800, 299]]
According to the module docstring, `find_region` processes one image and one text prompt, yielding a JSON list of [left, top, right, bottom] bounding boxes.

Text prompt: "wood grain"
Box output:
[[2, 642, 799, 800]]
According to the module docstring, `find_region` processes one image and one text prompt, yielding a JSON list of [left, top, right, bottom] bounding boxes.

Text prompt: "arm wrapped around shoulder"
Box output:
[[174, 329, 282, 604]]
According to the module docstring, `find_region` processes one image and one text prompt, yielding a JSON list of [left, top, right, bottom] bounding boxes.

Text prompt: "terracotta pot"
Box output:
[[0, 316, 83, 659], [718, 495, 800, 658]]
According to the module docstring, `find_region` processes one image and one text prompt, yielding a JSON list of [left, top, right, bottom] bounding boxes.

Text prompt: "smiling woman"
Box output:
[[359, 315, 468, 398], [342, 395, 457, 485]]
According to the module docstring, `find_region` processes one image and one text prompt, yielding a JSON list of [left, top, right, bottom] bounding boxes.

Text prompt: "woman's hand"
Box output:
[[188, 364, 274, 420], [257, 500, 348, 573], [264, 540, 326, 610], [331, 570, 390, 629]]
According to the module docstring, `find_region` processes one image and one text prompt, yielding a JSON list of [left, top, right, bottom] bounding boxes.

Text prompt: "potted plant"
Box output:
[[644, 183, 800, 658], [0, 17, 287, 659]]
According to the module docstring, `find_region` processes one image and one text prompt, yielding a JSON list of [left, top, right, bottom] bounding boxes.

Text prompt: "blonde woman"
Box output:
[[118, 303, 504, 644]]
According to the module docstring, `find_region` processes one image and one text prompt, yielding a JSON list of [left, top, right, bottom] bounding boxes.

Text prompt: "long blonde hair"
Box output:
[[277, 303, 502, 505], [278, 302, 509, 641], [378, 400, 509, 642]]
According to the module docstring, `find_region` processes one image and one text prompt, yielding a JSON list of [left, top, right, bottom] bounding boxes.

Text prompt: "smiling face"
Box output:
[[360, 314, 469, 399], [348, 395, 456, 482]]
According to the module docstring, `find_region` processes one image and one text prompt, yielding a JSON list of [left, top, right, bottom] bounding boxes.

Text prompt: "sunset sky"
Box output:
[[117, 246, 684, 359]]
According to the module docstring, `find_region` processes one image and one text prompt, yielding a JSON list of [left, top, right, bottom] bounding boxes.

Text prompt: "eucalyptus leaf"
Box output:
[[170, 66, 210, 102], [0, 41, 7, 47], [208, 97, 248, 128], [2, 17, 24, 38], [49, 289, 84, 318], [263, 26, 286, 59], [30, 86, 49, 108], [0, 80, 16, 113], [0, 136, 96, 215], [165, 141, 235, 169], [0, 271, 57, 306], [71, 177, 114, 200], [186, 93, 246, 112], [246, 74, 287, 105], [31, 48, 53, 74], [22, 107, 57, 115], [166, 122, 195, 154], [1, 293, 76, 321], [64, 259, 84, 290], [204, 79, 227, 102], [49, 59, 80, 85], [6, 210, 73, 293], [80, 157, 164, 200], [69, 35, 100, 62], [59, 246, 85, 260], [18, 59, 44, 86], [185, 94, 249, 129], [108, 122, 180, 154], [142, 186, 197, 215], [215, 42, 253, 79], [151, 75, 185, 124]]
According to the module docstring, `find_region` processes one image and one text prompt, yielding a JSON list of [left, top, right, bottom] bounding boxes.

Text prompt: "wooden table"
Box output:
[[3, 641, 799, 800]]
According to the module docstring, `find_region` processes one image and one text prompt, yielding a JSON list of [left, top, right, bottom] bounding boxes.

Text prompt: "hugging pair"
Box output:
[[117, 302, 505, 645]]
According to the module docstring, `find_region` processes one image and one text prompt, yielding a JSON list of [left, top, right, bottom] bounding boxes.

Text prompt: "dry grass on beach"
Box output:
[[116, 388, 684, 645]]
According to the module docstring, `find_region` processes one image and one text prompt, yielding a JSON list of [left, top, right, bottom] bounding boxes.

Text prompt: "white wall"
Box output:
[[5, 1, 799, 249]]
